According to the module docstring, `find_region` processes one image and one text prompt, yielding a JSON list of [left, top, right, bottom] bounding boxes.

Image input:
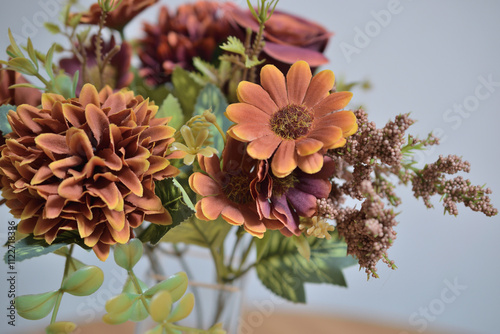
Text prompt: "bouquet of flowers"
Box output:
[[0, 0, 496, 333]]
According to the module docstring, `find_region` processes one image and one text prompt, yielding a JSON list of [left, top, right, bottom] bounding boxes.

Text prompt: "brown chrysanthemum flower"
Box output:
[[0, 64, 41, 107], [0, 84, 179, 260], [226, 61, 357, 178], [78, 0, 159, 32], [60, 35, 133, 93], [189, 137, 282, 238], [139, 1, 240, 85]]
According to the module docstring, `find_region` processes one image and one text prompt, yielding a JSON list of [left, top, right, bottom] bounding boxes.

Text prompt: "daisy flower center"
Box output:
[[271, 173, 299, 197], [223, 174, 253, 204], [270, 104, 314, 140]]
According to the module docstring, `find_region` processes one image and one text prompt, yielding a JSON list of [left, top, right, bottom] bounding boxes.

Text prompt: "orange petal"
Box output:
[[17, 105, 44, 133], [17, 217, 37, 234], [195, 201, 209, 221], [260, 65, 288, 109], [221, 204, 245, 226], [33, 216, 60, 236], [329, 137, 347, 149], [297, 152, 324, 174], [317, 109, 357, 135], [199, 195, 227, 220], [103, 207, 126, 231], [21, 199, 43, 220], [236, 81, 278, 115], [231, 123, 272, 141], [87, 181, 122, 210], [67, 129, 94, 160], [85, 224, 105, 247], [62, 104, 86, 128], [309, 126, 343, 149], [108, 220, 130, 244], [31, 165, 53, 185], [102, 91, 127, 113], [271, 141, 297, 178], [286, 61, 312, 105], [189, 173, 221, 196], [76, 215, 96, 238], [117, 168, 143, 196], [141, 125, 175, 142], [44, 195, 66, 219], [296, 138, 324, 156], [126, 188, 162, 213], [85, 103, 110, 144], [312, 92, 353, 118], [303, 69, 335, 109], [80, 84, 100, 107], [246, 134, 281, 160], [225, 103, 270, 125], [49, 156, 83, 179], [146, 208, 172, 225]]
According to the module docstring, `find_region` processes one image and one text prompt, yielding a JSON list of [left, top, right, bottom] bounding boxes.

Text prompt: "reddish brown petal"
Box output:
[[195, 201, 209, 221], [79, 83, 100, 107], [31, 165, 53, 185], [84, 224, 105, 247], [126, 187, 162, 213], [237, 81, 278, 115], [141, 125, 175, 142], [308, 125, 343, 149], [271, 141, 297, 178], [85, 103, 110, 144], [93, 242, 110, 261], [102, 92, 127, 113], [58, 177, 83, 201], [189, 172, 221, 196], [246, 134, 281, 160], [286, 60, 312, 105], [44, 195, 66, 219], [87, 180, 123, 211], [199, 195, 227, 220], [230, 123, 273, 142], [146, 208, 172, 225], [221, 204, 244, 226], [17, 105, 44, 133], [117, 168, 143, 196], [312, 92, 353, 118], [260, 65, 288, 109], [21, 199, 43, 220], [35, 133, 70, 157], [17, 217, 37, 234], [264, 42, 329, 67], [76, 215, 96, 238], [303, 70, 335, 109], [67, 128, 94, 160], [49, 156, 83, 179], [62, 104, 86, 128], [144, 156, 169, 176], [98, 149, 122, 170], [108, 220, 130, 244], [33, 216, 60, 236]]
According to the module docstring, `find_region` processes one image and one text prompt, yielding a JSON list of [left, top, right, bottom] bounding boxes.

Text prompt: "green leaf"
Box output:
[[167, 292, 194, 323], [15, 291, 59, 320], [45, 321, 77, 334], [7, 29, 24, 58], [161, 218, 231, 250], [220, 36, 246, 57], [61, 266, 104, 296], [8, 58, 37, 76], [144, 272, 188, 302], [255, 231, 357, 303], [3, 235, 66, 264], [244, 55, 265, 69], [0, 104, 14, 135], [193, 83, 229, 152], [139, 178, 195, 244], [114, 239, 144, 271], [145, 325, 164, 334], [44, 22, 61, 34], [53, 73, 75, 98], [103, 293, 137, 324], [172, 67, 203, 115], [129, 70, 170, 105], [45, 44, 56, 81], [193, 57, 218, 83], [26, 38, 39, 72], [172, 178, 195, 211], [149, 290, 172, 323], [158, 94, 184, 130]]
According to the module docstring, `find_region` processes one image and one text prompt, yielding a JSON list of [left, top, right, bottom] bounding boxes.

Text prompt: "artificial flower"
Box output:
[[251, 156, 335, 236], [139, 1, 240, 85], [228, 8, 331, 72], [0, 84, 179, 260], [78, 0, 158, 32], [171, 125, 218, 165], [226, 60, 357, 178], [189, 137, 282, 237], [60, 35, 133, 93], [0, 64, 41, 106]]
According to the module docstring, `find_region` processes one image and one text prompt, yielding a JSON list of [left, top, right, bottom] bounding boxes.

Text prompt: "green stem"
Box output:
[[237, 237, 255, 273], [50, 245, 74, 324], [191, 220, 226, 284], [128, 270, 150, 312], [228, 227, 244, 271]]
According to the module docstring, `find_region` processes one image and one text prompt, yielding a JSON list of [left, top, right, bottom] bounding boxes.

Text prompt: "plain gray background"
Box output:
[[0, 0, 499, 333]]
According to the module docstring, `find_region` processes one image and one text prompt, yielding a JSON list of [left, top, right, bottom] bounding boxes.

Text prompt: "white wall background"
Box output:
[[0, 1, 499, 334]]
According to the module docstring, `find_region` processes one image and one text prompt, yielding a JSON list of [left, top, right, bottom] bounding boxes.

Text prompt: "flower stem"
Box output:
[[50, 244, 74, 324], [128, 270, 150, 312]]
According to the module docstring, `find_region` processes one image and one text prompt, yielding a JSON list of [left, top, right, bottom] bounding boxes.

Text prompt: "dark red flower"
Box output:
[[0, 64, 41, 107]]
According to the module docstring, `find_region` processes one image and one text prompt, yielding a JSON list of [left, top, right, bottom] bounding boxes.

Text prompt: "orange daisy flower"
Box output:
[[226, 61, 357, 178]]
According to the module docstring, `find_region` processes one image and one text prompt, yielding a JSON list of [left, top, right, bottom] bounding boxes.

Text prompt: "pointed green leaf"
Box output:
[[220, 36, 246, 57], [8, 58, 37, 76], [8, 83, 44, 90], [26, 38, 39, 71], [167, 293, 194, 323], [71, 71, 79, 98], [45, 44, 56, 81], [255, 231, 357, 303], [61, 266, 104, 296], [114, 239, 144, 270], [129, 298, 150, 322], [144, 272, 188, 302], [193, 57, 218, 83], [293, 235, 311, 261], [15, 291, 59, 320], [7, 29, 24, 58], [244, 55, 265, 69], [157, 94, 184, 130], [45, 321, 77, 334], [161, 218, 231, 250], [3, 234, 67, 264], [44, 22, 61, 34], [149, 290, 173, 323], [172, 178, 195, 211]]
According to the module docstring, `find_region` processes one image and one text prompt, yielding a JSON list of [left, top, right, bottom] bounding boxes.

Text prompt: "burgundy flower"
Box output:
[[251, 156, 335, 236], [139, 1, 241, 85], [0, 64, 41, 107], [228, 7, 331, 73], [60, 35, 133, 93]]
